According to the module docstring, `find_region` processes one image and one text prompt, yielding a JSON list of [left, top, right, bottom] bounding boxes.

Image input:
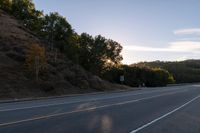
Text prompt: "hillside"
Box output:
[[0, 10, 129, 100], [132, 60, 200, 83]]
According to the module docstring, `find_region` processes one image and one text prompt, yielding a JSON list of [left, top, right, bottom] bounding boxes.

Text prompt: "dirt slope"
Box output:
[[0, 10, 129, 100]]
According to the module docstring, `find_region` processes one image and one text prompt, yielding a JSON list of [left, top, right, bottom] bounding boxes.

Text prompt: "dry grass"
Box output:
[[0, 10, 130, 100]]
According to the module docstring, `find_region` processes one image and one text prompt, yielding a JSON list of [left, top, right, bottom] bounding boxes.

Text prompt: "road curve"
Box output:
[[0, 84, 200, 133]]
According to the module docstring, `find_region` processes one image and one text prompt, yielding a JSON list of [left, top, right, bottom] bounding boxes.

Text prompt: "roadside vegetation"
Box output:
[[0, 0, 175, 87], [133, 60, 200, 84], [102, 65, 175, 87]]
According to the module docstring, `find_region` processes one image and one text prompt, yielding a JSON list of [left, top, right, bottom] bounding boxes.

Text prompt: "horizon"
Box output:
[[33, 0, 200, 64]]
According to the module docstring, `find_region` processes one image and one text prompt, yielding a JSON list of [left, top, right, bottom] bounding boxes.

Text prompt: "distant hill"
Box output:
[[0, 10, 128, 100], [131, 60, 200, 83]]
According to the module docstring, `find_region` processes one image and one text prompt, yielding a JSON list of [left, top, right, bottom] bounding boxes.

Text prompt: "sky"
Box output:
[[33, 0, 200, 64]]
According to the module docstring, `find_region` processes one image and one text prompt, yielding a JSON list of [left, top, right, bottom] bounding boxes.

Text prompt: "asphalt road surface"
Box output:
[[0, 84, 200, 133]]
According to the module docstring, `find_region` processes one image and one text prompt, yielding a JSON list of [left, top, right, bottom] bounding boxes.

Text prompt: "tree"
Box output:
[[102, 65, 175, 87], [78, 34, 123, 76], [2, 0, 45, 34], [0, 0, 12, 12], [78, 33, 94, 69], [11, 0, 35, 20], [42, 12, 73, 51], [25, 44, 47, 81], [104, 39, 123, 68], [145, 68, 175, 87], [25, 9, 44, 34]]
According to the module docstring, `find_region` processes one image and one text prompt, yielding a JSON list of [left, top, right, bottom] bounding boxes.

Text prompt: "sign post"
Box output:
[[120, 75, 124, 84]]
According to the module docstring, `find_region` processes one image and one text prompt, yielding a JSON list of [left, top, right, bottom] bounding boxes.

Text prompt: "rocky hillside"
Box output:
[[0, 10, 128, 100]]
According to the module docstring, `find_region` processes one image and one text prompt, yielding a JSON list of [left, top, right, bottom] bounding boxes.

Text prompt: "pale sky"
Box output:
[[33, 0, 200, 64]]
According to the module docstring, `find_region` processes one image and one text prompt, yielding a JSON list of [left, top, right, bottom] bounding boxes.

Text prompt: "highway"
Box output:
[[0, 84, 200, 133]]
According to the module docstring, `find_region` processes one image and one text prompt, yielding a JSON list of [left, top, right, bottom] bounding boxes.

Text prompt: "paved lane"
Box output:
[[0, 84, 200, 133]]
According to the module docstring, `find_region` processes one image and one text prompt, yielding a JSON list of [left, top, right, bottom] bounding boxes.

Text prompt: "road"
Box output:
[[0, 84, 200, 133]]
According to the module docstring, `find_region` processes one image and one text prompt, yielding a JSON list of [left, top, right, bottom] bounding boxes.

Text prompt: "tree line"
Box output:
[[133, 60, 200, 84], [0, 0, 175, 87], [102, 65, 175, 87]]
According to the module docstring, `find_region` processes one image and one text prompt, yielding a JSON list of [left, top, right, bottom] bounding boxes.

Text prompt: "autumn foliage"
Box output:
[[25, 44, 46, 80]]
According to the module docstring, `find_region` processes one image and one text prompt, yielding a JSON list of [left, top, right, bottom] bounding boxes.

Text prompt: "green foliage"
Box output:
[[101, 66, 124, 83], [78, 33, 123, 75], [146, 68, 175, 86], [42, 12, 73, 50], [133, 60, 200, 83], [78, 33, 94, 69], [11, 0, 35, 20], [0, 0, 44, 34], [0, 0, 12, 12], [102, 65, 175, 87]]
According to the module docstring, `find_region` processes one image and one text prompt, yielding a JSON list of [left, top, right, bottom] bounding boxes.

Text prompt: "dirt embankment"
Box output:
[[0, 10, 130, 100]]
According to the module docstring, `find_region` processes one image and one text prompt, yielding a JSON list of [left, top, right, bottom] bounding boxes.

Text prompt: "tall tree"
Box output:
[[42, 12, 73, 51], [79, 33, 94, 69], [78, 34, 123, 75]]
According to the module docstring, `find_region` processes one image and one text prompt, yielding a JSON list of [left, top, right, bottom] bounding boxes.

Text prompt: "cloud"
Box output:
[[123, 45, 169, 52], [123, 41, 200, 53], [178, 37, 200, 41], [174, 28, 200, 35], [169, 41, 200, 52]]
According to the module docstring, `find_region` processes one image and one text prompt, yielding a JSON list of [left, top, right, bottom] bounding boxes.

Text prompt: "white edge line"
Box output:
[[0, 90, 186, 127], [0, 87, 187, 112], [130, 94, 200, 133]]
